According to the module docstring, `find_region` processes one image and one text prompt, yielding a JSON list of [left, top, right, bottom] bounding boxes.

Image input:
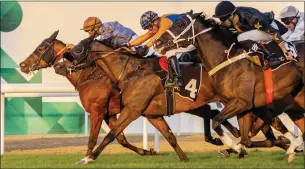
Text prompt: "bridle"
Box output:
[[165, 14, 213, 49], [30, 38, 68, 73]]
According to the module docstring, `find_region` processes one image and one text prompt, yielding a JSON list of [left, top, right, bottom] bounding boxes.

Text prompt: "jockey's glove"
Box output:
[[278, 41, 293, 60], [135, 45, 149, 57]]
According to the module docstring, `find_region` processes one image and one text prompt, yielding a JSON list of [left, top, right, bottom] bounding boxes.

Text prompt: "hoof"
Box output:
[[76, 156, 95, 164], [218, 150, 230, 158], [180, 157, 189, 162], [238, 146, 247, 159], [296, 143, 304, 152], [215, 138, 224, 145], [150, 148, 158, 155], [285, 153, 295, 163]]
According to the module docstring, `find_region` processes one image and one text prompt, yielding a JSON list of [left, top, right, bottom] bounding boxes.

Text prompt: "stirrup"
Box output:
[[165, 80, 181, 91]]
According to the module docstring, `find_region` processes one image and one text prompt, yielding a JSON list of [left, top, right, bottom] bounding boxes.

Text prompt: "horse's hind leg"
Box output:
[[105, 115, 157, 156], [203, 118, 223, 145], [188, 105, 224, 145], [147, 117, 189, 161], [293, 87, 305, 109], [188, 105, 238, 145]]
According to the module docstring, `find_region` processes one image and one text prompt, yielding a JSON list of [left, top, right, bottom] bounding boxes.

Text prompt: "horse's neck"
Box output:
[[91, 43, 157, 84], [193, 21, 234, 71], [101, 54, 148, 81], [196, 36, 228, 71]]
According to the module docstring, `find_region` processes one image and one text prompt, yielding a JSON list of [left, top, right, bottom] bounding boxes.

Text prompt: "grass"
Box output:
[[1, 151, 304, 168]]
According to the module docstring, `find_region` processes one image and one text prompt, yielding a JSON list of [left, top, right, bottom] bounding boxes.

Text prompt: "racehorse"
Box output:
[[153, 11, 305, 162]]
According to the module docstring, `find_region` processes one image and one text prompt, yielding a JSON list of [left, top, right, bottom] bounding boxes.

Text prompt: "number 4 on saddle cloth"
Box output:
[[159, 56, 202, 102]]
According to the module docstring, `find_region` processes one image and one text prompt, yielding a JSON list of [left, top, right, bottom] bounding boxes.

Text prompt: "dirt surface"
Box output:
[[4, 133, 285, 155]]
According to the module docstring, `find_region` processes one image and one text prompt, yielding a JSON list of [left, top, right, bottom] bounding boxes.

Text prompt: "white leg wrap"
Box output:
[[284, 132, 303, 154], [219, 133, 241, 153]]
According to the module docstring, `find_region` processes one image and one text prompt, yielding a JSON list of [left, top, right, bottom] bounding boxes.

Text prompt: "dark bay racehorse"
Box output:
[[153, 11, 305, 162]]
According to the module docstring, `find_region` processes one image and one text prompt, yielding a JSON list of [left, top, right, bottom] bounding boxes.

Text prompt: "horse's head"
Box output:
[[19, 30, 67, 74], [153, 11, 215, 56]]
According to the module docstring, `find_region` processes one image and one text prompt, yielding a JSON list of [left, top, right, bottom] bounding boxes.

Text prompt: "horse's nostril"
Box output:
[[20, 63, 26, 67]]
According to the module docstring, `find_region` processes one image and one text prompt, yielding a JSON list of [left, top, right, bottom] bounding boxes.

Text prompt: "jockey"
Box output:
[[122, 11, 184, 87], [279, 6, 305, 41], [214, 1, 294, 68], [81, 16, 138, 49]]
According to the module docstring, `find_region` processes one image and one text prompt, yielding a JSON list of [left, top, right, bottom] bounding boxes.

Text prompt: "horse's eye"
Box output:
[[37, 46, 44, 52], [178, 21, 184, 27]]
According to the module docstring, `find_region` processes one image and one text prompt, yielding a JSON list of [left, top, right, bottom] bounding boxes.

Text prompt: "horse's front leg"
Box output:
[[212, 98, 251, 157]]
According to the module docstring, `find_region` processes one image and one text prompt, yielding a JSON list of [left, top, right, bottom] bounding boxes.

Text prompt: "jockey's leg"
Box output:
[[166, 55, 184, 87], [237, 30, 283, 68]]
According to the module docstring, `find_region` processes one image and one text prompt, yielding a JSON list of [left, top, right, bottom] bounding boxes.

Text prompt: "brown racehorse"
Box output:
[[153, 12, 305, 162], [19, 31, 300, 164]]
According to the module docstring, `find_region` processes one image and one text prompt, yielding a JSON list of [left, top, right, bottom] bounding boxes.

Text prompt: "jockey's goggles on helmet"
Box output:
[[145, 19, 159, 30], [281, 11, 299, 25], [219, 12, 235, 22], [281, 17, 295, 25]]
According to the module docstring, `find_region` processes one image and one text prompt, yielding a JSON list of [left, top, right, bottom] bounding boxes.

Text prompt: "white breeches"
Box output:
[[237, 21, 279, 42]]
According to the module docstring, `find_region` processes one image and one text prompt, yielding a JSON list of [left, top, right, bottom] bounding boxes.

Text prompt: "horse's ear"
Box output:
[[50, 30, 59, 40], [186, 10, 193, 16], [192, 12, 204, 19]]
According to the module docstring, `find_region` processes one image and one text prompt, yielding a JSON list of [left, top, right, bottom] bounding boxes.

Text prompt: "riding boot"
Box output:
[[240, 40, 282, 69], [166, 56, 184, 87]]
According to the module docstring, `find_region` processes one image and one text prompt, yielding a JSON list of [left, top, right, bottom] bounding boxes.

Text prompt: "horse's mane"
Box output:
[[192, 12, 240, 48]]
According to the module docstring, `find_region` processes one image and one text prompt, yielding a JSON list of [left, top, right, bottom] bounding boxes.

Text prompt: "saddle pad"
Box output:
[[179, 65, 202, 102]]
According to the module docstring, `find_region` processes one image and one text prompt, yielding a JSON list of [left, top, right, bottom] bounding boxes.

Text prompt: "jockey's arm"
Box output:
[[145, 18, 172, 47], [129, 32, 154, 47]]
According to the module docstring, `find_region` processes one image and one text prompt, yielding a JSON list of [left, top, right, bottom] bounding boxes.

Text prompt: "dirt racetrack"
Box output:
[[4, 133, 286, 155]]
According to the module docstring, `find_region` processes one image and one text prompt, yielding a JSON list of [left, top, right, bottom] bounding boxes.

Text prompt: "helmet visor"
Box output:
[[219, 16, 230, 22], [281, 17, 295, 25]]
